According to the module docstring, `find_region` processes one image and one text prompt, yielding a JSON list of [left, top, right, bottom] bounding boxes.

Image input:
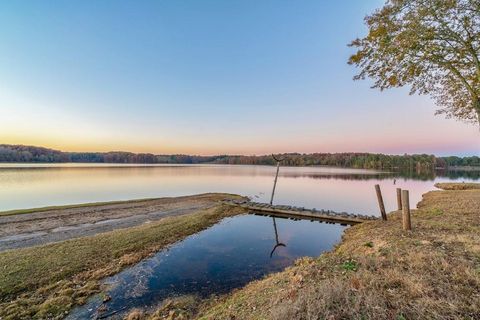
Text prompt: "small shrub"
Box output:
[[342, 260, 358, 272], [364, 241, 373, 248]]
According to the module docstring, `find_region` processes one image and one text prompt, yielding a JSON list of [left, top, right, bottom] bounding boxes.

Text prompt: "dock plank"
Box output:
[[224, 200, 377, 225]]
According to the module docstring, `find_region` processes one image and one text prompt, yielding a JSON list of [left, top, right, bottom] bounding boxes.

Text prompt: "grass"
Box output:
[[363, 241, 374, 248], [0, 198, 246, 320], [341, 259, 358, 272], [434, 182, 480, 190], [195, 184, 480, 320], [4, 185, 480, 320], [126, 295, 204, 320]]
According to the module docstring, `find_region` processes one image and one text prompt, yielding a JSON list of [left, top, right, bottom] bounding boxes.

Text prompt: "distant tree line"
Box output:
[[215, 153, 480, 169], [438, 156, 480, 168], [0, 144, 478, 169], [0, 145, 220, 164]]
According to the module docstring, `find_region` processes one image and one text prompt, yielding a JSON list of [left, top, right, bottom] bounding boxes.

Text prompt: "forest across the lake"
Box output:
[[1, 144, 479, 170]]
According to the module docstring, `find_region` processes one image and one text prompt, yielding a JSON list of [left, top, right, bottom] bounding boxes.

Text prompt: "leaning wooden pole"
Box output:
[[270, 155, 283, 205], [375, 184, 387, 221], [401, 190, 412, 231], [396, 188, 403, 210], [270, 161, 280, 205]]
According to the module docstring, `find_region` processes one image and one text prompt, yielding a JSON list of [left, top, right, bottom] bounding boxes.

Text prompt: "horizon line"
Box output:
[[1, 143, 475, 158]]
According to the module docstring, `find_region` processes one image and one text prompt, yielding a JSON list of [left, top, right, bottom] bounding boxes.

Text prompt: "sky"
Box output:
[[0, 1, 478, 156]]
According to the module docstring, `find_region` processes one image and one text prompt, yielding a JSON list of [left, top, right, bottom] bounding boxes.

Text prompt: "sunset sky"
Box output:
[[1, 0, 479, 156]]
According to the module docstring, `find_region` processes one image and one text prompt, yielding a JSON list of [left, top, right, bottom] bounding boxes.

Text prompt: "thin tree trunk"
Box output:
[[476, 98, 480, 127]]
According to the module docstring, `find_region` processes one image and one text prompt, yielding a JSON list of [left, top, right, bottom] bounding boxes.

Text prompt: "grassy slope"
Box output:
[[0, 196, 246, 320], [199, 185, 480, 320]]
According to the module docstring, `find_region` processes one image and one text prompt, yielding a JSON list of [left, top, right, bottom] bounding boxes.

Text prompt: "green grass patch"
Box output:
[[426, 208, 444, 216], [364, 241, 374, 248], [341, 259, 358, 272]]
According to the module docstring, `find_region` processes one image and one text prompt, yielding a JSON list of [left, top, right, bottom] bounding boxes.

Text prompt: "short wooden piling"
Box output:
[[375, 184, 387, 221], [396, 188, 402, 210], [401, 190, 412, 231]]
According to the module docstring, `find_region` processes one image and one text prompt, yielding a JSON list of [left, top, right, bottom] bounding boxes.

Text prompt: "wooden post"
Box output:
[[401, 190, 412, 231], [375, 184, 387, 221], [396, 188, 402, 210], [270, 161, 280, 205]]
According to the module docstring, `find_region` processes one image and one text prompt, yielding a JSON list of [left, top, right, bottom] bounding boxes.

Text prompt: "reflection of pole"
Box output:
[[270, 217, 286, 258], [269, 154, 286, 258], [273, 217, 279, 243], [270, 161, 280, 205]]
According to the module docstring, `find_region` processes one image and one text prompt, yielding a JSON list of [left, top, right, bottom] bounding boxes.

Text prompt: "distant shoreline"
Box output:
[[445, 166, 480, 171], [0, 161, 479, 171], [1, 144, 478, 170]]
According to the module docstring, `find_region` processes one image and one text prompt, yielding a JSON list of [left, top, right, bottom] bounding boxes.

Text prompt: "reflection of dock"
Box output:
[[224, 200, 378, 225]]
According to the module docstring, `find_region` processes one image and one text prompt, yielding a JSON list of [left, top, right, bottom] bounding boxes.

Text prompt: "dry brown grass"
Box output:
[[126, 309, 145, 320], [0, 196, 246, 320], [199, 184, 480, 320], [435, 182, 480, 190], [124, 295, 203, 320]]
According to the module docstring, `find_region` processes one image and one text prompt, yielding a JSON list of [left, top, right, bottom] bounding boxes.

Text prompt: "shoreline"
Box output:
[[1, 184, 479, 319], [0, 194, 247, 319], [1, 161, 479, 171], [0, 192, 240, 217], [196, 183, 480, 319], [0, 193, 243, 251], [444, 165, 480, 172]]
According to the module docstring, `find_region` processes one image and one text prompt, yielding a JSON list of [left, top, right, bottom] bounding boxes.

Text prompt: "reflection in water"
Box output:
[[270, 217, 286, 258], [68, 214, 346, 319], [0, 164, 478, 214], [269, 155, 287, 258]]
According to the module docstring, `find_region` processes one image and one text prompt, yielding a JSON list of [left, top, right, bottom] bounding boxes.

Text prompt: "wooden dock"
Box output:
[[224, 200, 378, 225]]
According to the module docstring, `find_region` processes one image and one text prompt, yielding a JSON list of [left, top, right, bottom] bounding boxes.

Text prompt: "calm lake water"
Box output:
[[0, 163, 478, 215], [68, 214, 346, 319], [2, 163, 477, 318]]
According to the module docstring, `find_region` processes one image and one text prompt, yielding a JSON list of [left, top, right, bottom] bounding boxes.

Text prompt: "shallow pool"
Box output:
[[68, 213, 346, 319]]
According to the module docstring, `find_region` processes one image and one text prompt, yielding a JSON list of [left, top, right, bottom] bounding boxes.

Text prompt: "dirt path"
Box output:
[[0, 193, 235, 251]]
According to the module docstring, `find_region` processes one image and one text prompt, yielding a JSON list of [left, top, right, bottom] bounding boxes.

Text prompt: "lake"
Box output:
[[2, 163, 477, 318], [0, 163, 477, 215], [67, 214, 347, 319]]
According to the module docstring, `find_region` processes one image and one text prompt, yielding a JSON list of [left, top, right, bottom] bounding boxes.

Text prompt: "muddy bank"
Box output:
[[0, 193, 236, 251], [0, 194, 246, 320]]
